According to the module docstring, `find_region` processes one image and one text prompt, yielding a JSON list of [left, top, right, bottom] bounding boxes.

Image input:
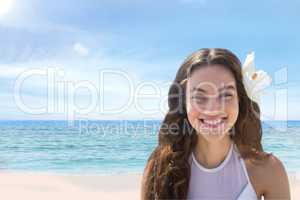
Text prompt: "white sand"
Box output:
[[288, 173, 300, 199], [0, 172, 299, 200], [0, 171, 142, 200]]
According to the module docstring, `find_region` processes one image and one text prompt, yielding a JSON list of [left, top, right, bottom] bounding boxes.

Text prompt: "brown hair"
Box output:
[[141, 48, 271, 200]]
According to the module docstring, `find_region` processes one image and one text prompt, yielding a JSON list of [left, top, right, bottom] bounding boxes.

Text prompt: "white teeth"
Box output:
[[203, 119, 223, 125]]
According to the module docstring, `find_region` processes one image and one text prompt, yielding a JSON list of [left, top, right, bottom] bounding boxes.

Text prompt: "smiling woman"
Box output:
[[0, 0, 14, 16], [141, 48, 291, 200]]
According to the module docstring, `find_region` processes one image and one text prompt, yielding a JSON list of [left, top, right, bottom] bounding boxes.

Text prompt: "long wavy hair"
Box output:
[[141, 48, 271, 200]]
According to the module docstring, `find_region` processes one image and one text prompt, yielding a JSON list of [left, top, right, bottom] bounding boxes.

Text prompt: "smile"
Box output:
[[198, 117, 227, 129]]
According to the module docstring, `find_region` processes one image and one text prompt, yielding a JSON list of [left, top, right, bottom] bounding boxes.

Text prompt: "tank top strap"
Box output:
[[234, 143, 258, 199]]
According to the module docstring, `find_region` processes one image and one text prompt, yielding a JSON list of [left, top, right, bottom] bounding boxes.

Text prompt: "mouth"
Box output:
[[198, 117, 227, 129]]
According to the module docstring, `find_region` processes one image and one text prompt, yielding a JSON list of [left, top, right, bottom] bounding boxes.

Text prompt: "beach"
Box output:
[[0, 120, 299, 199], [0, 172, 299, 200], [0, 172, 142, 200]]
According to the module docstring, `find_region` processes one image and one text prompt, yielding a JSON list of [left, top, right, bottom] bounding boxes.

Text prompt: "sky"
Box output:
[[0, 0, 299, 121]]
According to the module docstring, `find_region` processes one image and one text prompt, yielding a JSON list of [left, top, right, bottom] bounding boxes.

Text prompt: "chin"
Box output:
[[197, 130, 231, 142]]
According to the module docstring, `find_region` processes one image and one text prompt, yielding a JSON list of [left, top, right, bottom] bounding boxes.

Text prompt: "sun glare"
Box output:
[[0, 0, 14, 16]]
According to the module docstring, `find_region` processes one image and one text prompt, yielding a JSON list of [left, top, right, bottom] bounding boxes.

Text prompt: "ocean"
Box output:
[[0, 120, 299, 175]]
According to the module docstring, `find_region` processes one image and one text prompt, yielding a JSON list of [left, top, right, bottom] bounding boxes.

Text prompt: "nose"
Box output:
[[201, 97, 225, 114]]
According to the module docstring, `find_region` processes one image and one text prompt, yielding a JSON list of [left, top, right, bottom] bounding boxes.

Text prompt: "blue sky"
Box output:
[[0, 0, 299, 120]]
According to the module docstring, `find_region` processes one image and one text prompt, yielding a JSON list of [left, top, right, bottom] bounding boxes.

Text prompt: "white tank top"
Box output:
[[187, 141, 259, 200]]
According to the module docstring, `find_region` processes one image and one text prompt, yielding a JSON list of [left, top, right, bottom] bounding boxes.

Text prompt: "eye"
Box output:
[[219, 93, 233, 100], [191, 95, 207, 103]]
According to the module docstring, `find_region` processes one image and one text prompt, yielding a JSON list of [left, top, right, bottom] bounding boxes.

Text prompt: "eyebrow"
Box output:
[[191, 85, 236, 94]]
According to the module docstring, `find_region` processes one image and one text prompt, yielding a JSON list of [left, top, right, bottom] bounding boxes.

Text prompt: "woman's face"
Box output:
[[186, 65, 239, 141]]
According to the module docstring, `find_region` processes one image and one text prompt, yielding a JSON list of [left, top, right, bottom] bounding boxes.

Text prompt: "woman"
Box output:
[[141, 48, 290, 199]]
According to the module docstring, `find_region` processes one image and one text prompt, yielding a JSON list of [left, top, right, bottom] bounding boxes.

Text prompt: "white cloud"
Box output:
[[73, 42, 89, 57], [0, 66, 24, 77]]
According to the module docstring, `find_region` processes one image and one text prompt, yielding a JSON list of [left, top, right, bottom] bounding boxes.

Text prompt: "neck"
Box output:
[[193, 135, 232, 169]]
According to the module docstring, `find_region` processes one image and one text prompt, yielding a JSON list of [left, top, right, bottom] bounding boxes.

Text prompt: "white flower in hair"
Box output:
[[242, 51, 272, 105]]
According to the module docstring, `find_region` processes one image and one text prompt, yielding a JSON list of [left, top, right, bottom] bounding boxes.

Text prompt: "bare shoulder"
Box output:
[[245, 153, 291, 199]]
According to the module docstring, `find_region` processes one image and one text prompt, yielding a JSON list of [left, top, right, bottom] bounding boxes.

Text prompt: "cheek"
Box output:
[[225, 99, 239, 124], [186, 102, 200, 127], [186, 99, 201, 117]]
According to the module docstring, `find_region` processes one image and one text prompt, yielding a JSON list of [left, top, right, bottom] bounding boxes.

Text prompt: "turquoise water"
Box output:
[[0, 120, 299, 175]]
